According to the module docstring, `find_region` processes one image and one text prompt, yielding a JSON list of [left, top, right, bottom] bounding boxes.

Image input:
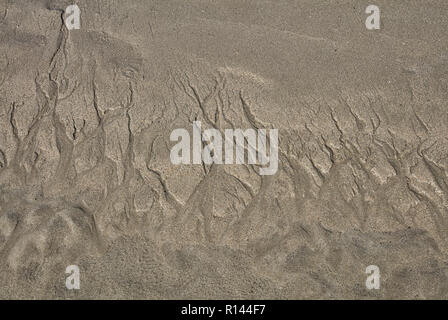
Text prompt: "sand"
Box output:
[[0, 0, 448, 299]]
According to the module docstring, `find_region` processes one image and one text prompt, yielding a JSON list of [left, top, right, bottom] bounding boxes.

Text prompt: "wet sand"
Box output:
[[0, 0, 448, 299]]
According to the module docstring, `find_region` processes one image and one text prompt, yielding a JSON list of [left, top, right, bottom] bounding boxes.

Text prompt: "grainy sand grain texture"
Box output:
[[1, 0, 448, 299]]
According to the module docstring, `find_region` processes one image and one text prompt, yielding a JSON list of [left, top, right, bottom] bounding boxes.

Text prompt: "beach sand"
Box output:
[[0, 0, 448, 299]]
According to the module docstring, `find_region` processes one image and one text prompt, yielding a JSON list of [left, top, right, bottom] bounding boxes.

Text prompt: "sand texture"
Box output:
[[1, 0, 448, 299]]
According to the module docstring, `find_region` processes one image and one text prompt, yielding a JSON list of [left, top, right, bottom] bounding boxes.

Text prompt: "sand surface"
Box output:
[[1, 0, 448, 299]]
